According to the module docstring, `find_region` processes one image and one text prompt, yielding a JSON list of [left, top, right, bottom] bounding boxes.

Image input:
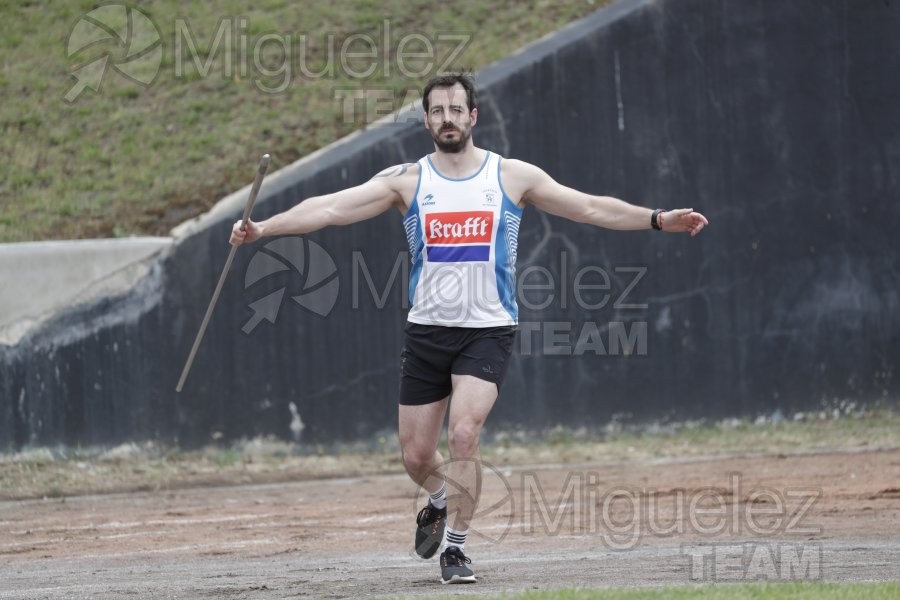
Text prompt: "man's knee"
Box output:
[[402, 444, 437, 475], [448, 420, 480, 456]]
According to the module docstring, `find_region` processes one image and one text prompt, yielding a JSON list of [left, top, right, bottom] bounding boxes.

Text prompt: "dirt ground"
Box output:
[[1, 448, 899, 599]]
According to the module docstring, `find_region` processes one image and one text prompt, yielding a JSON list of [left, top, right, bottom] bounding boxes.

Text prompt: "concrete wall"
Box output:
[[2, 0, 899, 449], [0, 238, 170, 346]]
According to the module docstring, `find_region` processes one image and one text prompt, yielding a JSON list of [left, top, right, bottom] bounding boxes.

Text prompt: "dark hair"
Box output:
[[422, 73, 477, 113]]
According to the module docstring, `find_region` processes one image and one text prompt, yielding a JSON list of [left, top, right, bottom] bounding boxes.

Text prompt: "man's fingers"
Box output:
[[690, 220, 706, 236], [229, 220, 246, 246]]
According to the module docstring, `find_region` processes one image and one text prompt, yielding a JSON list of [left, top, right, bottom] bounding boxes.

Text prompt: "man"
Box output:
[[230, 73, 708, 584]]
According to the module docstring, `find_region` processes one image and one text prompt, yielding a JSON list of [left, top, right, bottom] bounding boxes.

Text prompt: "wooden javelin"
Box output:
[[175, 153, 271, 392]]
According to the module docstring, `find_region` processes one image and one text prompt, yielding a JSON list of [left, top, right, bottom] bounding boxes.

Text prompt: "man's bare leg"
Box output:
[[445, 374, 498, 538], [398, 397, 448, 492], [399, 397, 449, 559], [432, 374, 497, 583]]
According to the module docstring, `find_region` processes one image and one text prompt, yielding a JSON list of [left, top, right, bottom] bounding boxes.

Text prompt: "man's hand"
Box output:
[[230, 219, 263, 246], [660, 209, 709, 236]]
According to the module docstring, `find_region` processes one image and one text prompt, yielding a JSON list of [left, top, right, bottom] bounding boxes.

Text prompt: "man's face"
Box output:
[[425, 83, 477, 153]]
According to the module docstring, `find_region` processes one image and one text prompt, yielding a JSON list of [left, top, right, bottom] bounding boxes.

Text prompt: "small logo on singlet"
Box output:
[[482, 188, 498, 206], [425, 211, 493, 262], [422, 193, 436, 206]]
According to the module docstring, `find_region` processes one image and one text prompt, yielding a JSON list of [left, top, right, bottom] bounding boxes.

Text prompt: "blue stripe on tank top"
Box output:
[[495, 157, 523, 321], [404, 163, 425, 307]]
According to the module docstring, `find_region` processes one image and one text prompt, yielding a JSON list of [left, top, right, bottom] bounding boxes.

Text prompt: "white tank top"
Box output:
[[403, 151, 523, 327]]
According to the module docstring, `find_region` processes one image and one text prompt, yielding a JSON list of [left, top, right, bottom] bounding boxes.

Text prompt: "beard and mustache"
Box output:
[[430, 122, 471, 153]]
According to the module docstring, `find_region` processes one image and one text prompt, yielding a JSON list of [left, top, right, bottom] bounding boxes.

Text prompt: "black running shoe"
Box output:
[[440, 546, 476, 584], [414, 503, 446, 559]]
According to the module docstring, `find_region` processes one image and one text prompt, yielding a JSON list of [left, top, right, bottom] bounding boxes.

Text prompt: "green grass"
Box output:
[[1, 409, 896, 500], [481, 408, 899, 465], [477, 582, 900, 599], [0, 0, 610, 242]]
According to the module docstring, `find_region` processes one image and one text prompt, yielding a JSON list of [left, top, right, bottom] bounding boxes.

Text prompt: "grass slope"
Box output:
[[0, 0, 609, 242]]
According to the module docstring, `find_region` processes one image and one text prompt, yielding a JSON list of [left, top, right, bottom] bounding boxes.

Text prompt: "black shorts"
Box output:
[[399, 322, 517, 406]]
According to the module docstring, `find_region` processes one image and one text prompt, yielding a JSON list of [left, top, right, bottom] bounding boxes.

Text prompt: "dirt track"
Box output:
[[2, 449, 899, 598]]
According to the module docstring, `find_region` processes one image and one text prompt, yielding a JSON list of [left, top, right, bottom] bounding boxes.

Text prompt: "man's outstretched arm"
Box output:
[[229, 166, 410, 246], [507, 160, 708, 236]]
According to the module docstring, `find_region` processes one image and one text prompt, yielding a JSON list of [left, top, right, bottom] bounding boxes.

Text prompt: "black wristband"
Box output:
[[651, 209, 665, 231]]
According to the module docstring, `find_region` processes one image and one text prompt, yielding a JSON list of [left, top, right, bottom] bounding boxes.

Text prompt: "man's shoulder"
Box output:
[[369, 162, 420, 208], [499, 157, 543, 181]]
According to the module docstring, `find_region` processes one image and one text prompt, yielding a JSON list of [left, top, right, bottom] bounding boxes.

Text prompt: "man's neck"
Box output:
[[430, 144, 485, 178]]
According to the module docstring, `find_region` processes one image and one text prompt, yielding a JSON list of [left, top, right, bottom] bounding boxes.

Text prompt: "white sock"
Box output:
[[444, 527, 467, 553], [429, 484, 447, 510]]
